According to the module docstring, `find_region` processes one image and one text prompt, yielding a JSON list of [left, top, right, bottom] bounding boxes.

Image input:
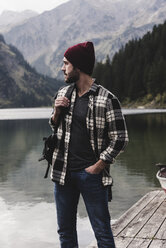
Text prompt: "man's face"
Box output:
[[61, 57, 80, 84]]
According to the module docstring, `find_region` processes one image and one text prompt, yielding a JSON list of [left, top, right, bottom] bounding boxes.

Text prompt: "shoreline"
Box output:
[[0, 107, 166, 120]]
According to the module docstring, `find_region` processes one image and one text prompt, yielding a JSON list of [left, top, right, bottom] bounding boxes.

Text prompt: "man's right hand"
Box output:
[[55, 97, 70, 111], [52, 97, 70, 123]]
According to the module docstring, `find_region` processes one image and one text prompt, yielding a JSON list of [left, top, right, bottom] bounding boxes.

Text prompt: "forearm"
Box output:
[[51, 108, 61, 124], [50, 95, 69, 128], [100, 131, 129, 164], [49, 108, 61, 131]]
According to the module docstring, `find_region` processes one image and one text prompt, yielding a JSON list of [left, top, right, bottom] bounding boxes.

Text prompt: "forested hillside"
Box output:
[[93, 21, 166, 107], [0, 35, 62, 108]]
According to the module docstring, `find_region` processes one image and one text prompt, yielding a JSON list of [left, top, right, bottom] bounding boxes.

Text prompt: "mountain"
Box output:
[[3, 0, 166, 78], [0, 10, 38, 33], [0, 35, 62, 108]]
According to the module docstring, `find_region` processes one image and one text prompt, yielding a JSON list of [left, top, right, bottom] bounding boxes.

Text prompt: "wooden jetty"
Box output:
[[112, 190, 166, 248], [88, 190, 166, 248]]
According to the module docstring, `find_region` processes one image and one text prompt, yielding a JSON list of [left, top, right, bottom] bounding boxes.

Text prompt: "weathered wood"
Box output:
[[112, 190, 161, 236], [127, 238, 151, 248], [114, 237, 132, 247], [118, 191, 164, 238], [112, 190, 166, 248], [136, 200, 166, 239], [156, 218, 166, 240], [149, 239, 166, 248]]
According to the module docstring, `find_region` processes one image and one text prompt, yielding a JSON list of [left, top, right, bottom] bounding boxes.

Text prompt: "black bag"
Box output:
[[38, 134, 57, 178]]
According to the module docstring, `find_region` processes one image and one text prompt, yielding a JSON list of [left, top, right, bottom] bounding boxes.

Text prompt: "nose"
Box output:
[[61, 64, 65, 71]]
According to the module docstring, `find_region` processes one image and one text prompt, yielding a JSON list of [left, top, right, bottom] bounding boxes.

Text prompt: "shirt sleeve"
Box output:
[[99, 96, 129, 164], [48, 85, 67, 131], [49, 91, 59, 131]]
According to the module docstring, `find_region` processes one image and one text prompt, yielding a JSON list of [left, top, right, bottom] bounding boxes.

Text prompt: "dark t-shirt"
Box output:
[[67, 92, 97, 171]]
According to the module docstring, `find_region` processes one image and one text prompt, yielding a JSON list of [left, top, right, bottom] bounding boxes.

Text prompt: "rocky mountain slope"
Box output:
[[0, 10, 38, 33], [3, 0, 166, 78], [0, 35, 62, 108]]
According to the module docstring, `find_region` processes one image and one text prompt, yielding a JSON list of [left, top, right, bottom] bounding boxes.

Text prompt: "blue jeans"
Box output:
[[54, 169, 115, 248]]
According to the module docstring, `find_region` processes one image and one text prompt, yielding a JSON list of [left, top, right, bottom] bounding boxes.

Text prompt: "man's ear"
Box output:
[[74, 67, 80, 73]]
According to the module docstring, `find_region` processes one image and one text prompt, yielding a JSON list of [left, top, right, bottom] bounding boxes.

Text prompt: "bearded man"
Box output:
[[50, 41, 128, 248]]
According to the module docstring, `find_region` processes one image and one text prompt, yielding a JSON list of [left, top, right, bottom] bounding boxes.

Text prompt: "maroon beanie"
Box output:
[[64, 41, 95, 75]]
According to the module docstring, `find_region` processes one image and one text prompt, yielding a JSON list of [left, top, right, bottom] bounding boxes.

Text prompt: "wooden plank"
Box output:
[[149, 239, 166, 248], [156, 219, 166, 240], [119, 191, 164, 238], [127, 238, 151, 248], [114, 237, 132, 248], [112, 190, 161, 236], [88, 237, 133, 248], [136, 200, 166, 239]]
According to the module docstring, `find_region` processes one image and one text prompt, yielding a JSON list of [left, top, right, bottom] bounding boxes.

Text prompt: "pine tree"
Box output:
[[93, 20, 166, 105]]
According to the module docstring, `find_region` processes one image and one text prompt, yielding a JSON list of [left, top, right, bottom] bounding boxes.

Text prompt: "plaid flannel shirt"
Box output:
[[49, 82, 128, 186]]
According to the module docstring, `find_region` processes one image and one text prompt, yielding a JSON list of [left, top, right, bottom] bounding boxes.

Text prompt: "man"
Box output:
[[50, 41, 128, 248]]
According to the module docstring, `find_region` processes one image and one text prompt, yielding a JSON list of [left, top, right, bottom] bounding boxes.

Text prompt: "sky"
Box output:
[[0, 0, 69, 15]]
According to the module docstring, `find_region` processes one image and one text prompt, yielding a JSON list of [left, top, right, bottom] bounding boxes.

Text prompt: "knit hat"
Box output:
[[64, 41, 95, 75]]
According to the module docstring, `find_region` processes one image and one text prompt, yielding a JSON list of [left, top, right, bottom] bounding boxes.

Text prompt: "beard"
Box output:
[[64, 68, 80, 84]]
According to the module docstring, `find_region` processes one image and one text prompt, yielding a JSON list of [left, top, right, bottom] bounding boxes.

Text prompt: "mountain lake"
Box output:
[[0, 108, 166, 247]]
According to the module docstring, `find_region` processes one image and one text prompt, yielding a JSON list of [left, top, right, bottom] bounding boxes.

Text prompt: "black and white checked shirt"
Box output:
[[50, 82, 128, 186]]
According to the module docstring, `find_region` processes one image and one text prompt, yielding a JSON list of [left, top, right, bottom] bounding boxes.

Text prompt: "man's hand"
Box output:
[[52, 97, 70, 123], [55, 97, 70, 112], [85, 160, 107, 174]]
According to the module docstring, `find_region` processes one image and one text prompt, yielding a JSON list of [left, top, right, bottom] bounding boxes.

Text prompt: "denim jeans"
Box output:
[[54, 169, 115, 248]]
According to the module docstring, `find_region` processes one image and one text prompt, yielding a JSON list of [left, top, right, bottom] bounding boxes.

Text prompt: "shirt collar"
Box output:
[[74, 78, 99, 96], [88, 79, 99, 95]]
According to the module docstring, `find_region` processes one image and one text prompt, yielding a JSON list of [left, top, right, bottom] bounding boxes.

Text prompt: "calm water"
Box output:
[[0, 113, 166, 247]]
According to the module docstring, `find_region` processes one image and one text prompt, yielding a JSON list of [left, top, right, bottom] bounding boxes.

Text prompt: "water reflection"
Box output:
[[0, 119, 50, 176], [123, 114, 166, 181], [0, 114, 165, 216], [0, 119, 53, 203], [0, 198, 93, 248], [110, 113, 166, 218], [0, 113, 166, 247]]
